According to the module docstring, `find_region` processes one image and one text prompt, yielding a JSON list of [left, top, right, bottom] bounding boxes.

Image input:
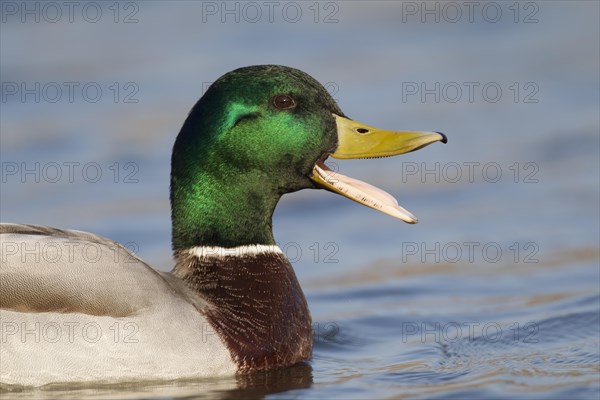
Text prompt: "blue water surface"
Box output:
[[1, 1, 599, 399]]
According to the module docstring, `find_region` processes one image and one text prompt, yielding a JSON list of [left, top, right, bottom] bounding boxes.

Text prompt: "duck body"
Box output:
[[0, 224, 310, 386], [0, 224, 236, 385], [1, 65, 445, 386]]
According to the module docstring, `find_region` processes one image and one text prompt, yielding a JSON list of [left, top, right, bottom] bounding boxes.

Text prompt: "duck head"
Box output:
[[171, 65, 446, 249]]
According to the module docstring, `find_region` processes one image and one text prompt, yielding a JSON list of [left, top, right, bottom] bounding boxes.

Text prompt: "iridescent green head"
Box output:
[[171, 65, 445, 249]]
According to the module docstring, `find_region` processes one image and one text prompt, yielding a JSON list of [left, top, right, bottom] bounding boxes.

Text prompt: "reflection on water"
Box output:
[[0, 363, 313, 399]]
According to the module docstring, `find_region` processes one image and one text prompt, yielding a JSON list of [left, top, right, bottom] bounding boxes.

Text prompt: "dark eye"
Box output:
[[272, 94, 296, 110]]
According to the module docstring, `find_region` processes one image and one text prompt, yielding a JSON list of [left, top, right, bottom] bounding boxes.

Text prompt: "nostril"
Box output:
[[356, 128, 369, 134]]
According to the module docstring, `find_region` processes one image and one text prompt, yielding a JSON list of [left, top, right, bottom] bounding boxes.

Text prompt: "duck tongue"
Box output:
[[311, 160, 417, 223]]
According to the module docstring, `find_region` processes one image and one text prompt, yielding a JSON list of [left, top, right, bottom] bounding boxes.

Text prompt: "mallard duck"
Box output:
[[0, 65, 446, 386]]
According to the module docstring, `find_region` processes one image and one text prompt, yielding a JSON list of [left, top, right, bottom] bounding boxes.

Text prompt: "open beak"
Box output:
[[310, 114, 447, 223]]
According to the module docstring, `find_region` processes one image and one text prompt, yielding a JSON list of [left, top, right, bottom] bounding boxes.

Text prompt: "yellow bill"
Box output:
[[310, 114, 447, 223]]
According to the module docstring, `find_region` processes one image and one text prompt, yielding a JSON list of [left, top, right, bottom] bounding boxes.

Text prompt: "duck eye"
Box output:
[[272, 94, 296, 110]]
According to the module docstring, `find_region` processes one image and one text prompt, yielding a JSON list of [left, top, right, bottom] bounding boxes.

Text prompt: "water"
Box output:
[[1, 1, 599, 399]]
